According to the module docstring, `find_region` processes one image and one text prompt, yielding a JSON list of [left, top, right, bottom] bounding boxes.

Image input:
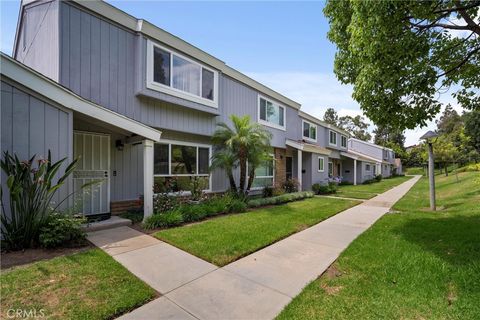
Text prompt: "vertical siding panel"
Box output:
[[109, 25, 119, 112], [100, 20, 110, 108], [60, 3, 70, 86], [117, 31, 127, 116], [126, 34, 135, 119], [69, 6, 81, 94], [29, 96, 46, 157], [12, 88, 30, 159], [80, 11, 91, 99], [1, 83, 13, 153], [58, 110, 70, 201], [90, 16, 101, 104], [44, 107, 60, 161]]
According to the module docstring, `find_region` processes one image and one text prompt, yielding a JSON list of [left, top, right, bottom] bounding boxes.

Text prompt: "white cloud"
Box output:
[[246, 71, 466, 147]]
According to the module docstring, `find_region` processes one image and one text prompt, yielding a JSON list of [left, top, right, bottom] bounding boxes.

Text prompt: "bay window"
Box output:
[[258, 96, 285, 130], [148, 41, 218, 107], [303, 120, 317, 141], [154, 141, 211, 193]]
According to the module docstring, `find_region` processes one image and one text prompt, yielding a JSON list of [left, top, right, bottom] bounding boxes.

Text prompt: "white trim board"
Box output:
[[1, 53, 162, 142]]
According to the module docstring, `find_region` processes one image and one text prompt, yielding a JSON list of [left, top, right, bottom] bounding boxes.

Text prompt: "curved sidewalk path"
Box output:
[[88, 176, 421, 320]]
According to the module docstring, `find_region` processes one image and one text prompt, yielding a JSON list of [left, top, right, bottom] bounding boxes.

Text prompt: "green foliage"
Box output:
[[338, 115, 372, 141], [323, 107, 339, 126], [375, 174, 383, 182], [248, 191, 314, 208], [211, 114, 273, 194], [262, 186, 274, 198], [464, 110, 480, 153], [282, 178, 299, 193], [38, 213, 86, 248], [454, 163, 480, 173], [143, 210, 184, 229], [324, 1, 480, 130], [0, 151, 80, 250], [119, 209, 144, 224], [189, 176, 207, 201], [153, 193, 178, 213], [312, 182, 338, 195]]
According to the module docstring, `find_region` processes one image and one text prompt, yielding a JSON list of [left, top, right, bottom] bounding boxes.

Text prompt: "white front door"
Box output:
[[73, 132, 110, 215]]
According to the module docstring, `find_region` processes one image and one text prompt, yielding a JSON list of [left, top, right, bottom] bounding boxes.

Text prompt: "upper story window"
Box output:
[[302, 120, 317, 141], [147, 40, 218, 108], [258, 96, 286, 130], [341, 135, 347, 148], [329, 130, 337, 146]]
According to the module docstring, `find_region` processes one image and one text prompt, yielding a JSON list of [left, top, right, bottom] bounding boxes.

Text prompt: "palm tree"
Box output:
[[210, 148, 237, 192], [211, 115, 272, 193]]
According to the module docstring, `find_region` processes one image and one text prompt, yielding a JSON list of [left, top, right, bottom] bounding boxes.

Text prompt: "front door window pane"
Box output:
[[172, 55, 201, 96], [171, 145, 197, 174], [154, 47, 170, 85]]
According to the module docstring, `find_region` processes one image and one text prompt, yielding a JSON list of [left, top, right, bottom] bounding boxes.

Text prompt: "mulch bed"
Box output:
[[1, 242, 94, 270]]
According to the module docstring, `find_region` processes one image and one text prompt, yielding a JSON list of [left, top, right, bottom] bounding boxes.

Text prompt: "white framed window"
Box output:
[[365, 163, 371, 171], [318, 156, 325, 172], [302, 120, 317, 142], [328, 161, 333, 176], [258, 96, 286, 130], [154, 140, 212, 193], [248, 157, 275, 189], [146, 40, 218, 108], [341, 135, 347, 148], [329, 130, 337, 146]]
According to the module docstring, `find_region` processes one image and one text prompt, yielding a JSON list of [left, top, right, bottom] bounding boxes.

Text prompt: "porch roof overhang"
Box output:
[[1, 53, 162, 142], [286, 139, 331, 156], [342, 150, 389, 164]]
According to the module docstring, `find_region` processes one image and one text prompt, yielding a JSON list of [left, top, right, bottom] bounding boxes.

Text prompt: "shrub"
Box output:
[[153, 193, 178, 213], [179, 204, 209, 222], [39, 213, 86, 248], [228, 198, 248, 213], [0, 151, 82, 250], [312, 183, 337, 195], [328, 182, 338, 193], [272, 187, 285, 197], [456, 163, 480, 172], [363, 179, 375, 184], [262, 186, 274, 198], [375, 174, 383, 182], [143, 210, 184, 229], [248, 191, 314, 207], [283, 178, 299, 193], [339, 181, 353, 186], [189, 176, 207, 201], [119, 208, 143, 223]]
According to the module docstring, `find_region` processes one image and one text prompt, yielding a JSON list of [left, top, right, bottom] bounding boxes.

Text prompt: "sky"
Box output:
[[0, 0, 461, 146]]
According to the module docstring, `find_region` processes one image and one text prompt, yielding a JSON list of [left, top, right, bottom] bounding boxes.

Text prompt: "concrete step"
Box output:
[[82, 216, 132, 232]]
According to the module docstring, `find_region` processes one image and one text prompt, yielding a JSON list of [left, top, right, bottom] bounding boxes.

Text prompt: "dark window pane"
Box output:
[[198, 147, 210, 174], [202, 68, 214, 100], [154, 144, 169, 174], [259, 98, 266, 120], [171, 145, 196, 174], [303, 122, 309, 138], [279, 106, 284, 126], [154, 47, 170, 85]]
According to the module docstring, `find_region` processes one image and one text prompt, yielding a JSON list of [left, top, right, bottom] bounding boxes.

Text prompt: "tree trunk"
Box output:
[[445, 162, 448, 176], [227, 169, 237, 192], [246, 166, 256, 191], [238, 147, 247, 193]]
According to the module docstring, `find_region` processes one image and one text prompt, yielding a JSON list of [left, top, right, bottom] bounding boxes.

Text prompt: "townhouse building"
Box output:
[[1, 0, 399, 220]]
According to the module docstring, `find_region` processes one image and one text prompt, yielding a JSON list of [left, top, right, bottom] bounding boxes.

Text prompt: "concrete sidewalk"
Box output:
[[88, 175, 421, 320]]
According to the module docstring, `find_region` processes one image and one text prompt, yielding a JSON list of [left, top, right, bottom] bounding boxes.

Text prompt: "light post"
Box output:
[[420, 131, 439, 211]]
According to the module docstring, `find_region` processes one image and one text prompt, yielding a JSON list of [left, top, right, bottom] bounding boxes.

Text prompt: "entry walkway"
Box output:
[[88, 175, 421, 320]]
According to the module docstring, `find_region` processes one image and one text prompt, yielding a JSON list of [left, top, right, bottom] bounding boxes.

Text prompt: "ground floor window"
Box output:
[[154, 141, 211, 193], [365, 163, 371, 171], [328, 161, 333, 176], [318, 156, 325, 172], [250, 159, 275, 188]]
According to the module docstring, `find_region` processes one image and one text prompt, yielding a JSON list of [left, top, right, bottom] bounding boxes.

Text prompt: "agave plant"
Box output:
[[0, 151, 78, 249]]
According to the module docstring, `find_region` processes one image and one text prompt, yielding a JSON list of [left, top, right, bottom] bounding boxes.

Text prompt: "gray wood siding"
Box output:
[[14, 0, 60, 81], [1, 80, 73, 216], [59, 2, 217, 136]]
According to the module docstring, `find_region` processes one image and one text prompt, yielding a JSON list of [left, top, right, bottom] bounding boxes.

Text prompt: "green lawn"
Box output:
[[277, 172, 480, 319], [155, 197, 359, 266], [333, 175, 412, 199], [1, 249, 156, 319]]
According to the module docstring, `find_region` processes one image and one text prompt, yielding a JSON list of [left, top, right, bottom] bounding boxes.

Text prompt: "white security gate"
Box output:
[[73, 132, 110, 215]]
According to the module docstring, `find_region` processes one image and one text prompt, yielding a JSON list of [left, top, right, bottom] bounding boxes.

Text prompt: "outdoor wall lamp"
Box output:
[[420, 130, 439, 211], [115, 139, 124, 151]]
